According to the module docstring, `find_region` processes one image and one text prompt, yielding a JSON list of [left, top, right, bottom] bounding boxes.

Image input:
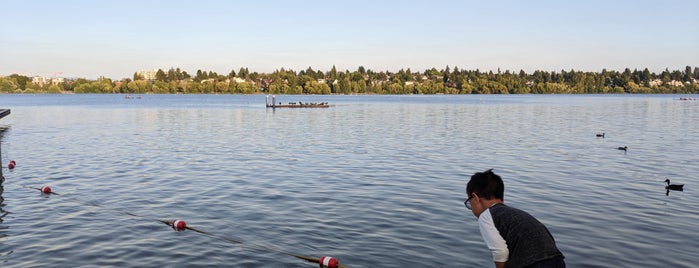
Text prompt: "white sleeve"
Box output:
[[478, 208, 509, 262]]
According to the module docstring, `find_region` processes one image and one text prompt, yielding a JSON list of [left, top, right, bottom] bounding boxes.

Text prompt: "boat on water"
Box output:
[[265, 95, 330, 108], [0, 109, 10, 120]]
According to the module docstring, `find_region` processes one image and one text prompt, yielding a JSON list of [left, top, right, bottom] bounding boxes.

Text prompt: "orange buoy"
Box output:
[[172, 219, 187, 231], [319, 256, 339, 268], [8, 160, 16, 169], [41, 186, 52, 194]]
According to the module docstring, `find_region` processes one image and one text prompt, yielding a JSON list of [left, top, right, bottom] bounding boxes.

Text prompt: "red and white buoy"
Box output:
[[41, 186, 52, 194], [172, 219, 187, 231], [319, 256, 339, 268], [8, 160, 16, 169]]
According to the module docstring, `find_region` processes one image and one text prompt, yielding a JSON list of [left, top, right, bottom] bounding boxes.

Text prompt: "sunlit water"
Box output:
[[0, 94, 697, 267]]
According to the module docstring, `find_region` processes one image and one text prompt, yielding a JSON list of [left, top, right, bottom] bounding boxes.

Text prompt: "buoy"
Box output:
[[172, 219, 187, 231], [8, 160, 15, 169], [41, 186, 52, 194], [319, 256, 339, 268]]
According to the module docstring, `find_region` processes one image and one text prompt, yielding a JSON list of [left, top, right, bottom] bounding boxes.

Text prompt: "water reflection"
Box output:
[[1, 126, 7, 238], [0, 126, 14, 263], [1, 125, 6, 207]]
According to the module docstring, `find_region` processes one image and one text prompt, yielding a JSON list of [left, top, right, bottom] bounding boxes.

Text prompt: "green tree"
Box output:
[[328, 65, 338, 81], [238, 67, 249, 79], [215, 81, 228, 93], [167, 68, 178, 82], [74, 80, 112, 93], [127, 80, 151, 93], [357, 66, 366, 74], [8, 74, 30, 89], [153, 80, 172, 93], [338, 77, 351, 94], [0, 77, 19, 92], [194, 69, 206, 82], [47, 84, 62, 93], [155, 69, 167, 81]]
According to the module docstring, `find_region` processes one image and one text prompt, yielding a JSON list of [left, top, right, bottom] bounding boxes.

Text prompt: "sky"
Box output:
[[1, 0, 698, 79]]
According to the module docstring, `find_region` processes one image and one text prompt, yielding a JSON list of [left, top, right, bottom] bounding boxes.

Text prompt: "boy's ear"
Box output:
[[472, 192, 480, 201]]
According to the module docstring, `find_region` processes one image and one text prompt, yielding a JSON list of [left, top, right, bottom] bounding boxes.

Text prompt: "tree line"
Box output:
[[1, 66, 698, 94]]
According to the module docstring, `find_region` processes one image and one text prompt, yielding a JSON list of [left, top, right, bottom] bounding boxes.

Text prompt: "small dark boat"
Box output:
[[0, 109, 10, 120], [596, 133, 605, 138], [617, 146, 627, 151], [665, 179, 684, 191]]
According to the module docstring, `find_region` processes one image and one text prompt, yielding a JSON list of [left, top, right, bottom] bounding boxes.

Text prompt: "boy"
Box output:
[[465, 169, 565, 268]]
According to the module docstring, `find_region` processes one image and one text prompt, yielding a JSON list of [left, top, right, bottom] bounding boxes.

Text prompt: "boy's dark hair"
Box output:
[[466, 169, 504, 200]]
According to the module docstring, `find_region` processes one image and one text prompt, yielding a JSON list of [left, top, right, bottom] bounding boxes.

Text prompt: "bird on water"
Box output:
[[617, 146, 627, 151], [665, 179, 684, 191]]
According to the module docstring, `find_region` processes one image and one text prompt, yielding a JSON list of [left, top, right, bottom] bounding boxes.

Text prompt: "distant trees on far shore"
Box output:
[[2, 66, 698, 94]]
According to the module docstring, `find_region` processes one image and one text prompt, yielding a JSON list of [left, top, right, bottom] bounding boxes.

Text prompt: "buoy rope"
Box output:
[[23, 185, 59, 195], [23, 185, 346, 268], [159, 221, 346, 268]]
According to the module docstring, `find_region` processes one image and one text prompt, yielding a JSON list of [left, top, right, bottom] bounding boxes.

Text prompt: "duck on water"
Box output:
[[665, 179, 684, 196], [665, 179, 684, 191]]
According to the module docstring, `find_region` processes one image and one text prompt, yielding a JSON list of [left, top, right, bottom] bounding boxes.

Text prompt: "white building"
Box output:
[[51, 77, 65, 85], [648, 79, 663, 87], [667, 80, 684, 87], [136, 70, 158, 80], [32, 76, 49, 86]]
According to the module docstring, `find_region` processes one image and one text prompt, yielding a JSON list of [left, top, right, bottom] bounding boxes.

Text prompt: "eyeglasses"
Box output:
[[464, 196, 473, 209]]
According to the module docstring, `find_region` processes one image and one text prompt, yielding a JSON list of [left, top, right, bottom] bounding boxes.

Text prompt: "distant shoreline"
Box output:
[[2, 66, 698, 94]]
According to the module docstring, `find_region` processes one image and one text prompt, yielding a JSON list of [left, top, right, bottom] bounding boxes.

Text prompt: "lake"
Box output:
[[1, 94, 697, 267]]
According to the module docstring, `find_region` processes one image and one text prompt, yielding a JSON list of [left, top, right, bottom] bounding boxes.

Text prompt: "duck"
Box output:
[[596, 133, 605, 138], [617, 146, 627, 151], [665, 179, 684, 191]]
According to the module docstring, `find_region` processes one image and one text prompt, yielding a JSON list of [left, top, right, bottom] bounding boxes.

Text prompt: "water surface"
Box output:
[[0, 94, 697, 267]]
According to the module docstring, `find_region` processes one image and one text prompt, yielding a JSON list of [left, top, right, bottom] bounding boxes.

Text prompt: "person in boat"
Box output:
[[465, 169, 565, 268]]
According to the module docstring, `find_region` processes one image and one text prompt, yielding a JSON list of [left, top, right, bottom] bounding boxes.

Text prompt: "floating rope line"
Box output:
[[25, 185, 345, 268], [155, 219, 346, 268], [24, 185, 59, 195]]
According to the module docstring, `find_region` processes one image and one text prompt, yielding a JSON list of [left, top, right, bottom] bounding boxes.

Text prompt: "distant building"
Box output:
[[667, 80, 684, 87], [649, 79, 663, 87], [51, 77, 65, 85], [136, 70, 158, 81], [32, 76, 49, 86]]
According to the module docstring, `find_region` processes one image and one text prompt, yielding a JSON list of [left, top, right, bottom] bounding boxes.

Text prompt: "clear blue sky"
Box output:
[[1, 0, 697, 79]]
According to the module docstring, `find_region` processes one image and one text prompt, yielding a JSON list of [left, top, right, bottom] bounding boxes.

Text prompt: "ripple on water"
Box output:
[[1, 95, 698, 267]]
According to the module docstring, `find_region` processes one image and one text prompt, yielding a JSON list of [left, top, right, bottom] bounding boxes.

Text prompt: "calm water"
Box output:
[[0, 94, 697, 268]]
